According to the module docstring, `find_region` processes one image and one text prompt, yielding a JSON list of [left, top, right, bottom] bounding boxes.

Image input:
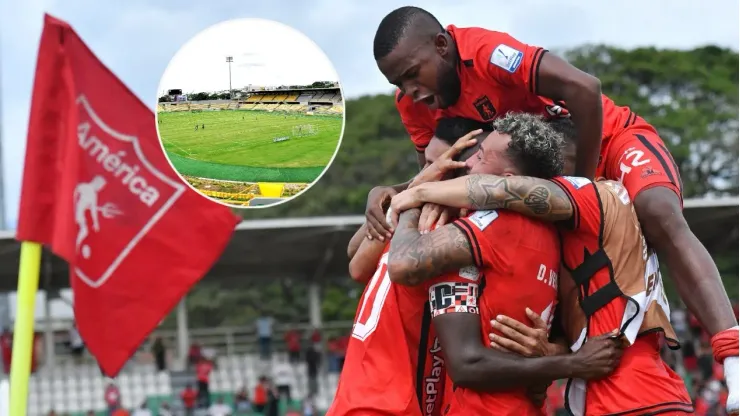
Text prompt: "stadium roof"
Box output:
[[245, 87, 340, 94], [0, 197, 735, 292]]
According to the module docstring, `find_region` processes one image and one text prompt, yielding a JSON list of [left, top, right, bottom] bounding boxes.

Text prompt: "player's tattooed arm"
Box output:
[[387, 208, 473, 286], [408, 175, 574, 223], [465, 175, 573, 222]]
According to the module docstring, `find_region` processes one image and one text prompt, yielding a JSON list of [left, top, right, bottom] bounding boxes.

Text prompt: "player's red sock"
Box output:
[[711, 326, 740, 363]]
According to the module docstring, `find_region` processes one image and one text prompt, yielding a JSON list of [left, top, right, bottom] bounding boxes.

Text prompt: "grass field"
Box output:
[[158, 110, 343, 183]]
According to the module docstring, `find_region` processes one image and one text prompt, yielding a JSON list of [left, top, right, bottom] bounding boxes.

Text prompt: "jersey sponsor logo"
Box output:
[[458, 265, 480, 281], [562, 176, 591, 189], [468, 210, 498, 230], [641, 166, 661, 178], [429, 282, 479, 317], [490, 44, 523, 73], [425, 337, 444, 416], [473, 95, 497, 120]]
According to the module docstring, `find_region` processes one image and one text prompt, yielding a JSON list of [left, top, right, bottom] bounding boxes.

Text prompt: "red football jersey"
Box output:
[[428, 210, 560, 416], [395, 25, 647, 154], [327, 245, 446, 416]]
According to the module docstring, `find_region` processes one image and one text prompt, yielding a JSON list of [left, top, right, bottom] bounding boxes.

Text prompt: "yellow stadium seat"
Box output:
[[258, 182, 285, 197]]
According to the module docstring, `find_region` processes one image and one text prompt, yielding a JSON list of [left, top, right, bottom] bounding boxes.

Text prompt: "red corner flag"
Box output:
[[16, 15, 241, 376]]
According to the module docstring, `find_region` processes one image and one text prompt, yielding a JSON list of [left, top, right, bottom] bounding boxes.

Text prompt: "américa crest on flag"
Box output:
[[16, 14, 241, 376]]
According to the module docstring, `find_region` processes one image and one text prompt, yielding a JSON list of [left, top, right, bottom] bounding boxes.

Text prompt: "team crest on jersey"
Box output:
[[473, 95, 497, 121], [562, 176, 591, 189], [490, 44, 523, 73], [468, 210, 498, 230]]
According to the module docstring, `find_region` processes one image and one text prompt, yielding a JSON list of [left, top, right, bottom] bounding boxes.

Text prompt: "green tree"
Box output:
[[564, 45, 739, 197]]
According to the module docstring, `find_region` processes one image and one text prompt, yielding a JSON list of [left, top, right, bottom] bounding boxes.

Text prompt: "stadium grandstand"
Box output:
[[157, 87, 343, 116], [0, 197, 735, 415]]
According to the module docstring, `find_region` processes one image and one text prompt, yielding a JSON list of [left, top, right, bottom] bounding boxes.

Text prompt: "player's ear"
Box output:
[[434, 32, 449, 56]]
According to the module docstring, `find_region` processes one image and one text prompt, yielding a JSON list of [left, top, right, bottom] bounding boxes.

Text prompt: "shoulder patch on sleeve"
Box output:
[[561, 176, 591, 189], [490, 44, 523, 73], [468, 210, 499, 230], [458, 265, 480, 281]]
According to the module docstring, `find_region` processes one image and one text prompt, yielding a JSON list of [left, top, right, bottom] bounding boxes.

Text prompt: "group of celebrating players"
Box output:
[[326, 6, 739, 416]]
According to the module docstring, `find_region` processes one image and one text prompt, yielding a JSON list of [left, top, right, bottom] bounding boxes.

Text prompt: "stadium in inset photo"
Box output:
[[156, 18, 344, 208]]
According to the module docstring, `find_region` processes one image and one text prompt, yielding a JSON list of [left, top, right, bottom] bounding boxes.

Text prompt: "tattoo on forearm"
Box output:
[[465, 175, 573, 221], [390, 209, 473, 286]]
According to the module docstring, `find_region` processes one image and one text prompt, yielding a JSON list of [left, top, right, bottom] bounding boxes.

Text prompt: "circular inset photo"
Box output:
[[156, 18, 344, 208]]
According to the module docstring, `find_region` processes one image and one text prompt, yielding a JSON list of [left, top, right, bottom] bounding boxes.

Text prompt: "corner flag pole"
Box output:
[[9, 241, 42, 415]]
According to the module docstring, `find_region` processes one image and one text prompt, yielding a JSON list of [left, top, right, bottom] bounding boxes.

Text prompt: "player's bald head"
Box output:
[[373, 7, 443, 60]]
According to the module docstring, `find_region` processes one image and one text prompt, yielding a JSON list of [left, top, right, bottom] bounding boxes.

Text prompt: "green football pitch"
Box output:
[[157, 110, 343, 183]]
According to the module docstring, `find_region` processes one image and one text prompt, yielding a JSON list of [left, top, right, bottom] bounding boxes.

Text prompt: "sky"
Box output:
[[158, 18, 338, 95], [0, 1, 738, 318]]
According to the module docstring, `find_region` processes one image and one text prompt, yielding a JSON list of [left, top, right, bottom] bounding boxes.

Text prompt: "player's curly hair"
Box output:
[[373, 6, 443, 60], [492, 112, 565, 179]]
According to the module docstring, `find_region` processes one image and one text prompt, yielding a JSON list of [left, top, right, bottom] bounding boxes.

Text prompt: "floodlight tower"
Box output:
[[226, 56, 234, 99]]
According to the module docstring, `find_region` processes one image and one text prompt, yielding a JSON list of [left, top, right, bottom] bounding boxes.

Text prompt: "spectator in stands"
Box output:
[[180, 383, 198, 415], [266, 379, 280, 416], [196, 356, 214, 409], [305, 344, 320, 397], [68, 323, 84, 363], [151, 336, 166, 372], [310, 327, 321, 345], [285, 328, 302, 365], [131, 400, 152, 416], [157, 401, 173, 416], [112, 407, 130, 416], [273, 357, 293, 401], [104, 382, 121, 415], [326, 337, 340, 373], [234, 386, 251, 413], [256, 314, 274, 360], [187, 342, 202, 369], [252, 376, 269, 413], [207, 397, 233, 416], [302, 395, 317, 416], [0, 327, 11, 374]]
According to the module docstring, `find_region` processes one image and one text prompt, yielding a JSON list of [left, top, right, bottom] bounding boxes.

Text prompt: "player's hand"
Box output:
[[390, 188, 424, 219], [489, 308, 552, 357], [570, 332, 624, 380], [365, 186, 397, 241], [525, 382, 550, 409], [418, 203, 453, 233], [409, 129, 481, 188]]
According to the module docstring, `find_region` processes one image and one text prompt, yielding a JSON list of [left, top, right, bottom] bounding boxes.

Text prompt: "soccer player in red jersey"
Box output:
[[328, 127, 485, 416], [386, 114, 623, 416], [367, 7, 738, 388], [388, 119, 735, 415]]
